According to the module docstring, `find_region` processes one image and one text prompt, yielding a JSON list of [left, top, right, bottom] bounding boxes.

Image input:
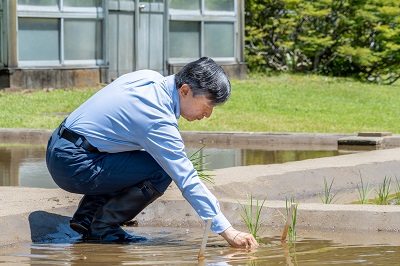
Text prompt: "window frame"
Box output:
[[16, 1, 105, 67], [168, 0, 237, 64]]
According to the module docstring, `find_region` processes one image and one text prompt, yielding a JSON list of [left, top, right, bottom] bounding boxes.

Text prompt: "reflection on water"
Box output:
[[0, 145, 347, 188], [0, 227, 398, 265], [0, 145, 57, 188]]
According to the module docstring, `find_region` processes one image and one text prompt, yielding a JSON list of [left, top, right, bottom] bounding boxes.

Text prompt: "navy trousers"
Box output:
[[46, 125, 172, 196]]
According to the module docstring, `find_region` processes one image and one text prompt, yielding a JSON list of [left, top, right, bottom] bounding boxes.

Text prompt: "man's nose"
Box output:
[[204, 107, 213, 118]]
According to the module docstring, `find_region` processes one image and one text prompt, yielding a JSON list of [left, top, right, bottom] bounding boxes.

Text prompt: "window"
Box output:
[[18, 18, 59, 62], [64, 0, 102, 8], [169, 21, 200, 58], [18, 0, 58, 7], [17, 0, 104, 66], [169, 0, 199, 12], [204, 22, 234, 57], [204, 0, 234, 12], [64, 20, 103, 62], [168, 0, 236, 62]]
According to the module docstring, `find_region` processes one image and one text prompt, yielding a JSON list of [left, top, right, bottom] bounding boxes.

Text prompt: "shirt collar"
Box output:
[[166, 74, 180, 119]]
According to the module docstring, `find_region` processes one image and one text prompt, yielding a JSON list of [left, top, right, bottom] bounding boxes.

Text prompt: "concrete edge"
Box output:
[[137, 199, 400, 234], [2, 128, 400, 149], [2, 198, 399, 248], [0, 128, 350, 147]]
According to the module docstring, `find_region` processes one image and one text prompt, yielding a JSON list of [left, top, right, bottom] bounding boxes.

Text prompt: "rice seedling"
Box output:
[[394, 176, 400, 205], [238, 195, 267, 241], [374, 176, 391, 205], [286, 196, 298, 243], [356, 171, 372, 204], [188, 145, 215, 184], [320, 177, 340, 204]]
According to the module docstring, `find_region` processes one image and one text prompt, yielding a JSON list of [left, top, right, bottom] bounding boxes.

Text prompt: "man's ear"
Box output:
[[179, 84, 191, 97]]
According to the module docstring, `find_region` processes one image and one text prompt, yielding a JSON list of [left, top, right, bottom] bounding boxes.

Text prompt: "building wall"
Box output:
[[0, 0, 246, 90], [0, 67, 107, 89]]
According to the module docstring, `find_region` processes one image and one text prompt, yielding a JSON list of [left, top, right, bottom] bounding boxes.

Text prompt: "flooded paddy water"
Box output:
[[1, 226, 399, 265]]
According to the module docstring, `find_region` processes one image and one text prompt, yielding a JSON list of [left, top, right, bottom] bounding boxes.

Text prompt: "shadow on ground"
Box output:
[[29, 211, 80, 244]]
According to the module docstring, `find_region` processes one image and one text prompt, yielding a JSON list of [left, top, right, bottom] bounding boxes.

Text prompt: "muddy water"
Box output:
[[0, 227, 398, 265]]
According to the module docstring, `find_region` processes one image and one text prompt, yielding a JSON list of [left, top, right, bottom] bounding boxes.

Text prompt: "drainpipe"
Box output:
[[239, 0, 245, 63], [134, 0, 139, 70], [7, 0, 17, 67], [163, 0, 168, 75]]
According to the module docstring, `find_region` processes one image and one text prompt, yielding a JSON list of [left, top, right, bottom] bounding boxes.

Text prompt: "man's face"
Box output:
[[179, 84, 214, 122]]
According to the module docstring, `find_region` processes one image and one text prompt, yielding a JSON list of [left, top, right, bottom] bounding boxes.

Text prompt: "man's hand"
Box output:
[[220, 227, 259, 249]]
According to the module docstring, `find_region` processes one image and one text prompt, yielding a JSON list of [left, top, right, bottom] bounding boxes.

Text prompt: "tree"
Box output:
[[245, 0, 301, 73], [245, 0, 400, 84], [336, 0, 400, 84]]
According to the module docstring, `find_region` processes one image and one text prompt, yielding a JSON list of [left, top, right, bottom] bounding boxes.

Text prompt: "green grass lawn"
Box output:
[[1, 74, 399, 134]]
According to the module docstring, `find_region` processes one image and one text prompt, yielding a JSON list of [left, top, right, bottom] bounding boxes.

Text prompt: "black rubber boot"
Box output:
[[70, 195, 109, 237], [87, 181, 163, 243]]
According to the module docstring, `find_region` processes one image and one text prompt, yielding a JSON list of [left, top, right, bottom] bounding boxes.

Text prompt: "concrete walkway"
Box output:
[[1, 130, 400, 247]]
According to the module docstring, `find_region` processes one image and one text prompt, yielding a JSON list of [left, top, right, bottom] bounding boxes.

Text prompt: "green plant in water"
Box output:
[[320, 177, 340, 204], [188, 145, 215, 184], [394, 176, 400, 205], [356, 171, 372, 204], [238, 195, 267, 241], [285, 196, 298, 243], [375, 176, 391, 205]]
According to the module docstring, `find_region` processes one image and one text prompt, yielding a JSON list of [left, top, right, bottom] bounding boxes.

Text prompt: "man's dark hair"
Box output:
[[175, 57, 231, 106]]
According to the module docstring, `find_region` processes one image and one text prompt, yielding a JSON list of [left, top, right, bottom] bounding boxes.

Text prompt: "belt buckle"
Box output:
[[75, 137, 84, 147], [58, 118, 67, 136], [58, 125, 65, 136]]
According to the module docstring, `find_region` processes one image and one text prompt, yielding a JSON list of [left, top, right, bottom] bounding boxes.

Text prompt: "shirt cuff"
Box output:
[[210, 212, 232, 234]]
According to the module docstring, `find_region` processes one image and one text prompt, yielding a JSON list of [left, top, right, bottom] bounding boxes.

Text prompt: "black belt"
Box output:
[[58, 125, 99, 153]]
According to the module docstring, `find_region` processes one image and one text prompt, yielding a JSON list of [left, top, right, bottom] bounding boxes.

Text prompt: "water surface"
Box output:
[[0, 144, 350, 188], [0, 227, 398, 265]]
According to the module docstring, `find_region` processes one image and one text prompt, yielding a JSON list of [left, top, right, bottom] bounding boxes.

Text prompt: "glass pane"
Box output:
[[168, 0, 199, 11], [169, 21, 200, 58], [141, 0, 164, 3], [64, 20, 103, 60], [63, 0, 102, 7], [205, 0, 234, 12], [17, 0, 58, 6], [204, 22, 234, 57], [108, 0, 134, 11], [18, 18, 59, 61]]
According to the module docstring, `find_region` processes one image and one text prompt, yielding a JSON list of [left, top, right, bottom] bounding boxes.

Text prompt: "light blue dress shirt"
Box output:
[[65, 70, 231, 233]]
